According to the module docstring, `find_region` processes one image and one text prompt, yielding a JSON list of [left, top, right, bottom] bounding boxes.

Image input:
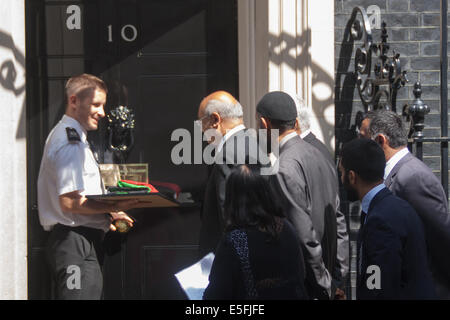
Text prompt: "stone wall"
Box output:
[[0, 0, 27, 300]]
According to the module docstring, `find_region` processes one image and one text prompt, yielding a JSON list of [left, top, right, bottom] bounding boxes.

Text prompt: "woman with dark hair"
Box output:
[[203, 165, 308, 300]]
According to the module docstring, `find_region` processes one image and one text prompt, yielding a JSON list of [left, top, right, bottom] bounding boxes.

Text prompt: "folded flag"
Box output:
[[120, 180, 159, 192], [149, 180, 181, 198], [107, 180, 159, 194]]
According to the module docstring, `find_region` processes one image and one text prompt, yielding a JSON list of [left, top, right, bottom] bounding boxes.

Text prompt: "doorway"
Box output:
[[26, 0, 238, 299]]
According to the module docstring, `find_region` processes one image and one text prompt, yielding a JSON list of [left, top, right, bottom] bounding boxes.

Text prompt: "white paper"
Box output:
[[175, 252, 215, 300]]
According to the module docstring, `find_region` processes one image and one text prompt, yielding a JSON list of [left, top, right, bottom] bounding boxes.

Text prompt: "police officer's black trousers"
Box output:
[[45, 224, 105, 300]]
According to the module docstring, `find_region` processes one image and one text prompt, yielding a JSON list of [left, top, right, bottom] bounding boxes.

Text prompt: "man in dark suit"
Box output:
[[339, 138, 435, 299], [362, 110, 450, 299], [292, 93, 349, 300], [197, 91, 263, 257], [256, 91, 340, 300]]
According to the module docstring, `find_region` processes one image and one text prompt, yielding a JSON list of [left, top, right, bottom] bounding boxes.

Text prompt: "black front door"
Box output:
[[26, 0, 238, 299]]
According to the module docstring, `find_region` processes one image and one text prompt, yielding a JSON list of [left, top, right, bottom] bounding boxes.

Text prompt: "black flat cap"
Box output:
[[256, 91, 297, 121]]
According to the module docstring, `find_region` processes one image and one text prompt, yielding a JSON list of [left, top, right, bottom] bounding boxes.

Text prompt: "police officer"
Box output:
[[37, 74, 137, 299]]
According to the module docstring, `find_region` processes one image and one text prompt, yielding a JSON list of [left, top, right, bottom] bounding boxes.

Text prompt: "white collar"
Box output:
[[61, 114, 88, 143], [217, 124, 246, 153], [384, 147, 409, 180], [299, 129, 311, 139], [267, 132, 298, 169], [280, 131, 298, 148]]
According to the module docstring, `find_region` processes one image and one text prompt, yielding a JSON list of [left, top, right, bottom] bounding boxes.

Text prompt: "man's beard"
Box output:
[[343, 174, 359, 202]]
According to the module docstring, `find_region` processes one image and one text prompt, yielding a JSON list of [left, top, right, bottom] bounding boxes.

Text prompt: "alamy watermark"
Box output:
[[366, 265, 381, 290], [170, 123, 280, 175], [66, 265, 81, 290]]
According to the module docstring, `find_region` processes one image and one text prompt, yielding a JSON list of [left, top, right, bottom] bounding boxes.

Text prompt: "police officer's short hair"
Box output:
[[65, 73, 108, 103]]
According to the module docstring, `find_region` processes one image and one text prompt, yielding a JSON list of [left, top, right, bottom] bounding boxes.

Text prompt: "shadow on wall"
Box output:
[[268, 28, 336, 156], [0, 30, 26, 139]]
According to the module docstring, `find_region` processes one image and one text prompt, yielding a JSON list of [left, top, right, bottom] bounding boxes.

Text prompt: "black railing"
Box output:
[[350, 7, 408, 113], [439, 0, 448, 199], [408, 0, 449, 199], [350, 3, 449, 199]]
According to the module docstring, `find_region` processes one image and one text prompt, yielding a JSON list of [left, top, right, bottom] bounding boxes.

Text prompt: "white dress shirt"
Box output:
[[384, 147, 410, 180], [216, 124, 246, 153], [266, 131, 298, 168], [299, 129, 311, 139], [280, 131, 298, 148], [37, 115, 110, 232]]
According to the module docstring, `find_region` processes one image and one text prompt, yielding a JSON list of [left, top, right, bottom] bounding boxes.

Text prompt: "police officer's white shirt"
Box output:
[[37, 115, 110, 232]]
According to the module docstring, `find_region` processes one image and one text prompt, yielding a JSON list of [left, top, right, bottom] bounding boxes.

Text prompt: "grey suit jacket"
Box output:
[[302, 132, 334, 167], [270, 135, 342, 299], [385, 152, 450, 298]]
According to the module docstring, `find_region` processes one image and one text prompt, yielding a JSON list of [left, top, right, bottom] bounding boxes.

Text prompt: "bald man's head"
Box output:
[[198, 91, 240, 117], [197, 90, 244, 139]]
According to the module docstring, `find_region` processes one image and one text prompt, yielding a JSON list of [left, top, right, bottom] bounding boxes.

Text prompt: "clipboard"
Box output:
[[86, 192, 180, 208]]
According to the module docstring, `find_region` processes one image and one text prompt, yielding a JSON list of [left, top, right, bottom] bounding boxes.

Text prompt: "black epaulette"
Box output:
[[66, 127, 81, 143]]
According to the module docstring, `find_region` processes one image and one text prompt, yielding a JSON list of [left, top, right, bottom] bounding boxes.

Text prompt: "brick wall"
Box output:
[[335, 0, 449, 299]]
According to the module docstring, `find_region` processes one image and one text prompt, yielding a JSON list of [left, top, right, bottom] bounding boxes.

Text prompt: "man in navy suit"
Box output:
[[339, 138, 435, 299]]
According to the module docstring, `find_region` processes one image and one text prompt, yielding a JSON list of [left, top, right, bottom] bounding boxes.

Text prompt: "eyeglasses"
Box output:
[[194, 114, 211, 130]]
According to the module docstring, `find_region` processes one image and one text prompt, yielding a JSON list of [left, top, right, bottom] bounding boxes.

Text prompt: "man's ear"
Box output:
[[68, 94, 78, 109], [374, 134, 388, 147], [259, 117, 269, 130], [210, 112, 221, 129], [348, 170, 357, 185], [295, 118, 300, 131]]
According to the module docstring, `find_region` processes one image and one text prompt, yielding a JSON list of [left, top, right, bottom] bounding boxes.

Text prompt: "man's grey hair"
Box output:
[[289, 93, 310, 132], [204, 99, 243, 119], [369, 110, 408, 148], [362, 110, 377, 122]]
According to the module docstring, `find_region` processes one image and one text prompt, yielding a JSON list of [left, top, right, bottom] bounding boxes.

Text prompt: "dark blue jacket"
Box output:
[[357, 187, 436, 299]]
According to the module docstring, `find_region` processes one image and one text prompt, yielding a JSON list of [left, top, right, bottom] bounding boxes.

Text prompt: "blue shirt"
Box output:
[[358, 183, 386, 273], [361, 183, 386, 216]]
